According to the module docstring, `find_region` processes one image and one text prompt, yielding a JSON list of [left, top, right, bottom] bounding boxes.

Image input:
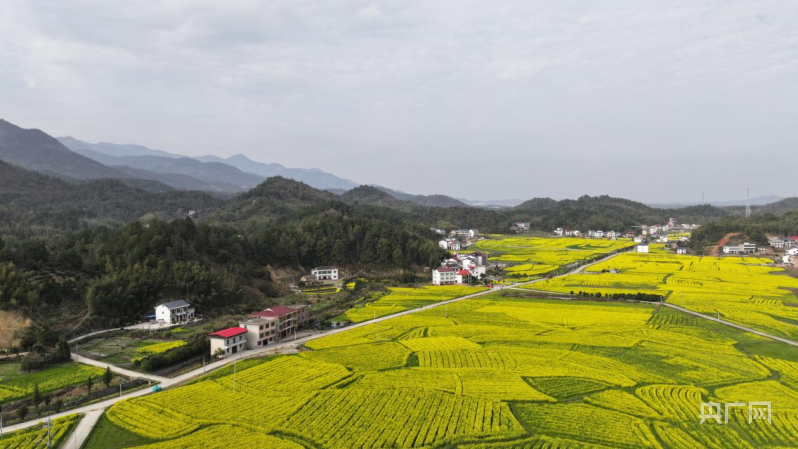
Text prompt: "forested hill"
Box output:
[[723, 198, 798, 216], [508, 195, 728, 230], [690, 211, 798, 251], [0, 160, 222, 235], [341, 186, 510, 233]]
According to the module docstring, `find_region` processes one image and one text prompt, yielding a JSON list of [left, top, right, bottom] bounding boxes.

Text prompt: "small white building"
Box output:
[[784, 255, 793, 265], [595, 230, 604, 239], [607, 231, 618, 240], [723, 245, 741, 254], [572, 230, 581, 237], [787, 248, 798, 256], [209, 327, 247, 358], [742, 242, 757, 254], [636, 244, 649, 253], [554, 228, 564, 237], [311, 266, 339, 281], [676, 247, 690, 255], [432, 267, 457, 285], [634, 236, 644, 243], [155, 300, 195, 325]]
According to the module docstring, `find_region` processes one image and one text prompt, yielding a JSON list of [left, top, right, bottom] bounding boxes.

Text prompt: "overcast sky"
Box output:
[[2, 1, 797, 203]]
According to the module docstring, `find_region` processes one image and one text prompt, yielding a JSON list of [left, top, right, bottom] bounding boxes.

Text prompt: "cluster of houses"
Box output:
[[767, 236, 798, 250], [438, 229, 480, 250], [432, 251, 488, 285], [766, 236, 798, 266], [722, 243, 760, 255], [208, 304, 311, 358]]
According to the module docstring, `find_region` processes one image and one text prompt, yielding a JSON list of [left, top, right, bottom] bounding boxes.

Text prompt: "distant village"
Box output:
[[188, 223, 798, 360]]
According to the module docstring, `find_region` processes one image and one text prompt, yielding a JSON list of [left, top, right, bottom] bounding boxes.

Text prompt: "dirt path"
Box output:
[[709, 232, 741, 256]]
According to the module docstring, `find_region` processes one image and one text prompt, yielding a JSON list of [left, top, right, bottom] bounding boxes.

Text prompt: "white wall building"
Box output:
[[209, 327, 247, 358], [636, 244, 649, 253], [239, 317, 278, 349], [155, 300, 195, 325], [311, 266, 339, 280], [432, 267, 457, 285]]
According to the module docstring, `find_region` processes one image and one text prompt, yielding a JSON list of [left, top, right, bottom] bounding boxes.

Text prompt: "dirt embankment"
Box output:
[[709, 232, 742, 256], [0, 310, 31, 349]]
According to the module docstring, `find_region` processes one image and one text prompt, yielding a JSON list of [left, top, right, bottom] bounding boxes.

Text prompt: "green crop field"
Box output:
[[472, 235, 634, 276], [529, 252, 798, 338], [335, 285, 486, 323], [0, 362, 105, 404], [89, 292, 798, 448]]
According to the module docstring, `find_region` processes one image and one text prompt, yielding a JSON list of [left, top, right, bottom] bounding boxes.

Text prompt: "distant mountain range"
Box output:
[[57, 136, 358, 192]]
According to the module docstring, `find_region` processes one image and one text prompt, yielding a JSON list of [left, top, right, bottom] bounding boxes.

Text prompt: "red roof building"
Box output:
[[436, 267, 456, 273], [209, 327, 247, 339], [250, 305, 296, 318], [457, 270, 471, 275]]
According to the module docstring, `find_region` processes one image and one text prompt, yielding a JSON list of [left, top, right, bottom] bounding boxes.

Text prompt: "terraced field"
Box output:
[[528, 252, 798, 338], [472, 235, 634, 277], [91, 294, 798, 448]]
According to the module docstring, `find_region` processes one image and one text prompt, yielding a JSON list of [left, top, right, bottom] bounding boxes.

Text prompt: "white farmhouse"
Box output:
[[432, 267, 457, 285], [554, 228, 564, 237], [311, 266, 339, 281], [676, 247, 690, 255], [787, 248, 798, 256], [155, 300, 195, 325], [635, 244, 649, 253], [209, 327, 247, 358]]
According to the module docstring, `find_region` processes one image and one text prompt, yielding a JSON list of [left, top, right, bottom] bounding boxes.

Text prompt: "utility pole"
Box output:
[[119, 382, 123, 398], [203, 357, 206, 373], [47, 417, 52, 448], [233, 361, 237, 392], [746, 187, 751, 218]]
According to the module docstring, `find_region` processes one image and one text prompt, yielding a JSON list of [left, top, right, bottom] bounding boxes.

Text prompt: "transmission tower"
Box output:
[[745, 187, 751, 218]]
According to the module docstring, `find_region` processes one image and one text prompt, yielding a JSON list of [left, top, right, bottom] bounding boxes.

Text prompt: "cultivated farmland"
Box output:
[[336, 285, 486, 323], [93, 294, 798, 448], [529, 252, 798, 338], [472, 235, 633, 277], [0, 362, 105, 404]]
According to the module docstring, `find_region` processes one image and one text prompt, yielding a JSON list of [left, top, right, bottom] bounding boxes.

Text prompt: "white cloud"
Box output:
[[1, 0, 797, 202]]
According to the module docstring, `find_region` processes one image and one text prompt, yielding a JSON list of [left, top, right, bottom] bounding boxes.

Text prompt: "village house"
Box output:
[[452, 229, 480, 239], [249, 304, 309, 339], [634, 236, 644, 243], [554, 228, 564, 237], [676, 247, 690, 255], [723, 245, 741, 255], [455, 270, 471, 284], [239, 317, 278, 349], [636, 244, 649, 253], [742, 242, 758, 254], [155, 300, 195, 325], [595, 230, 604, 239], [607, 231, 618, 240], [572, 230, 581, 237], [311, 266, 339, 281], [439, 239, 461, 251], [209, 327, 247, 358], [787, 248, 798, 256], [432, 267, 457, 285], [516, 222, 531, 231]]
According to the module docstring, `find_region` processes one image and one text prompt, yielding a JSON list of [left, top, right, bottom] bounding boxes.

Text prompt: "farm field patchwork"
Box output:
[[472, 235, 633, 276], [528, 252, 798, 338], [336, 285, 487, 323], [0, 361, 105, 404], [91, 294, 798, 448]]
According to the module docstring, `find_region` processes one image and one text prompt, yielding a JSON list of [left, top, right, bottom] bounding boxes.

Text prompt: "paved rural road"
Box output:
[[71, 353, 168, 383], [62, 408, 103, 449], [662, 303, 798, 347]]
